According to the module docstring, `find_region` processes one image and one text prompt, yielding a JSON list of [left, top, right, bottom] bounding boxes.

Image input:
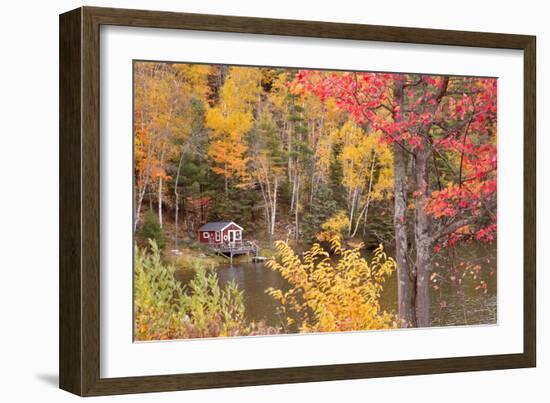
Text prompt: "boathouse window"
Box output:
[[215, 232, 220, 241], [235, 231, 241, 240], [203, 232, 209, 238]]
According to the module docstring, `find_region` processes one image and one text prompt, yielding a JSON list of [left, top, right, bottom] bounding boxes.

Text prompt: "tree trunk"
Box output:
[[287, 120, 293, 184], [158, 176, 163, 228], [290, 167, 297, 212], [174, 151, 185, 250], [134, 183, 148, 232], [183, 195, 190, 236], [413, 76, 448, 327], [294, 177, 300, 240], [134, 153, 153, 231], [271, 177, 278, 236], [390, 81, 416, 328], [310, 171, 316, 205], [415, 238, 432, 327], [133, 65, 149, 232], [224, 162, 229, 196], [414, 148, 433, 327], [393, 143, 415, 327], [257, 179, 272, 237], [352, 152, 377, 238], [175, 191, 179, 248], [309, 121, 318, 206], [348, 188, 359, 236], [157, 146, 167, 229]]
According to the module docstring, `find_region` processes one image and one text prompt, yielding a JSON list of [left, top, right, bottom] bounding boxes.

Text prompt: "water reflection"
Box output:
[[175, 262, 288, 327], [175, 244, 497, 329]]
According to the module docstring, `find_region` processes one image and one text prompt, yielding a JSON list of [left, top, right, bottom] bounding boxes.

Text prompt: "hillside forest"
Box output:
[[133, 61, 497, 340]]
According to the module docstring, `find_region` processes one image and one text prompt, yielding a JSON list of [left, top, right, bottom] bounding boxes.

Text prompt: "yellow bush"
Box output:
[[266, 237, 397, 333], [316, 210, 349, 242]]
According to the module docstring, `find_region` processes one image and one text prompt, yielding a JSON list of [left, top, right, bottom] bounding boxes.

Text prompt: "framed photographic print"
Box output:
[[59, 6, 536, 396]]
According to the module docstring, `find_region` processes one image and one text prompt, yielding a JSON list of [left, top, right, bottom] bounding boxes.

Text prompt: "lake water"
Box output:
[[175, 245, 497, 329]]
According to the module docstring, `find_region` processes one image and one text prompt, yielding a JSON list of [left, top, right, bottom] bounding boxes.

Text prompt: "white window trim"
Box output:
[[203, 232, 209, 238], [215, 232, 220, 242], [219, 222, 244, 232]]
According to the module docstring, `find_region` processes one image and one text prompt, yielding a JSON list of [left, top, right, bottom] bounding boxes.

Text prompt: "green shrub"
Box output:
[[137, 210, 165, 250], [134, 240, 250, 340]]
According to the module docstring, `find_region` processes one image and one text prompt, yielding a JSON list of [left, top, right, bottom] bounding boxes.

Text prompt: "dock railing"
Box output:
[[208, 240, 258, 256]]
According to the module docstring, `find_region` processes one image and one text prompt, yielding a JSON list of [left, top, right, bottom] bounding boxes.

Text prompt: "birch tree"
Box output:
[[247, 109, 285, 238]]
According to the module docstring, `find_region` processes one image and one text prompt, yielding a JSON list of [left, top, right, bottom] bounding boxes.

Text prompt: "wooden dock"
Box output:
[[208, 240, 258, 263]]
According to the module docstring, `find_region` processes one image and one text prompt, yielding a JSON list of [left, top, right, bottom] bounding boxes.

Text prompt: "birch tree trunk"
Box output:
[[265, 176, 273, 236], [134, 135, 155, 231], [294, 177, 300, 240], [287, 121, 292, 184], [157, 146, 167, 229], [271, 177, 278, 236], [351, 152, 377, 238], [158, 176, 163, 229], [258, 180, 271, 237], [348, 188, 358, 236], [134, 65, 149, 232], [290, 167, 297, 213], [310, 171, 316, 205], [174, 151, 185, 250], [135, 185, 146, 232]]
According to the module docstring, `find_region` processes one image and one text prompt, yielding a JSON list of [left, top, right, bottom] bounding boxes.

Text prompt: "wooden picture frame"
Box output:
[[59, 6, 536, 396]]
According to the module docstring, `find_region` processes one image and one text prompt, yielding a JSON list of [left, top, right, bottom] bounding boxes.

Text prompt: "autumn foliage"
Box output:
[[266, 238, 397, 332], [134, 241, 281, 340], [291, 70, 497, 326], [133, 61, 498, 333], [292, 71, 497, 246]]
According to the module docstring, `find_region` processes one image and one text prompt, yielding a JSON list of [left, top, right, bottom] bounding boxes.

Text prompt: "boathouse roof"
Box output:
[[198, 221, 243, 232]]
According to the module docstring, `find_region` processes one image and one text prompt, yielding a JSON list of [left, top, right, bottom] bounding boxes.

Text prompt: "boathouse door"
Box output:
[[228, 230, 237, 246]]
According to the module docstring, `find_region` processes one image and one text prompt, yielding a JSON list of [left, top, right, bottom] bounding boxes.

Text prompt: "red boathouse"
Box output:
[[198, 221, 243, 245]]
